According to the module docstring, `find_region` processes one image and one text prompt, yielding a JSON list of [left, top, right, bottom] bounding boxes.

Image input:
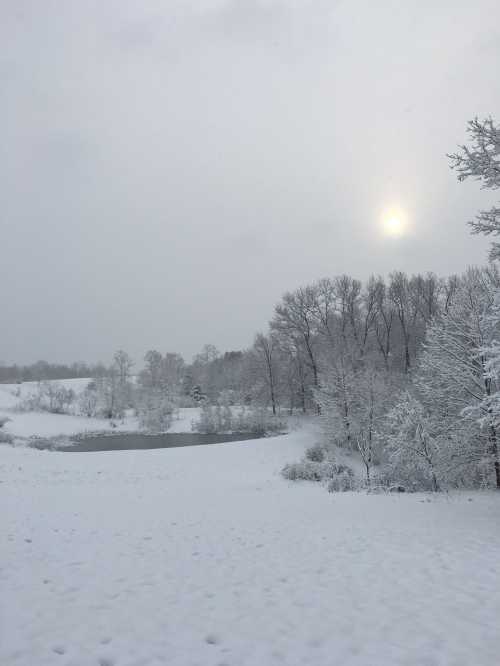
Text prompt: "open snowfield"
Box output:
[[2, 424, 499, 666]]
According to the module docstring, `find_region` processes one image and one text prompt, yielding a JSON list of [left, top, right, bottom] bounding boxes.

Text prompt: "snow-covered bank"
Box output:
[[0, 380, 198, 439], [1, 427, 499, 666]]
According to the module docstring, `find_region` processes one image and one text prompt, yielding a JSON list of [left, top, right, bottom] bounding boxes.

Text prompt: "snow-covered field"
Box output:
[[2, 423, 499, 666], [0, 380, 195, 439]]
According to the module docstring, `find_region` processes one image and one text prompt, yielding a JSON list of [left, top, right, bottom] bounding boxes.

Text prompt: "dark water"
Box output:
[[54, 432, 262, 452]]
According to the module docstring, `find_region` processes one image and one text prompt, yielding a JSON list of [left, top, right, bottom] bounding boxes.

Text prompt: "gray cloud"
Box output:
[[1, 0, 499, 364]]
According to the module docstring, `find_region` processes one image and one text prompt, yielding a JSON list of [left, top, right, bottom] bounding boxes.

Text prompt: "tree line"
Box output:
[[0, 360, 108, 384]]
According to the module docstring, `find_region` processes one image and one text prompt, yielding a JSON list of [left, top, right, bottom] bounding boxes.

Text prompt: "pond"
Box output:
[[49, 431, 262, 453]]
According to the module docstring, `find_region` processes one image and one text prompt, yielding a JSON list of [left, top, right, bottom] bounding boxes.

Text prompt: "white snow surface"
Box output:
[[2, 425, 499, 666]]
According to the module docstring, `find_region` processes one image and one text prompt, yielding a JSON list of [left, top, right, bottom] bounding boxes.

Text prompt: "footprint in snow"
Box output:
[[98, 658, 115, 666], [52, 645, 66, 655], [205, 633, 221, 645]]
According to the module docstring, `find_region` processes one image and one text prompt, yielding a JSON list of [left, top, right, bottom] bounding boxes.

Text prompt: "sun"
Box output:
[[384, 215, 404, 236], [381, 207, 408, 237]]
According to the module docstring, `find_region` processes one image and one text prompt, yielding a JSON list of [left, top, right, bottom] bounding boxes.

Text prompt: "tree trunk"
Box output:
[[269, 376, 276, 416], [344, 403, 351, 448], [303, 336, 320, 414], [299, 379, 306, 414], [311, 359, 321, 414], [489, 425, 500, 489], [404, 338, 411, 374]]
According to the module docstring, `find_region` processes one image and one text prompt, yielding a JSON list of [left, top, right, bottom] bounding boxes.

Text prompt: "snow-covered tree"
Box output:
[[138, 391, 175, 433], [111, 350, 134, 410], [161, 352, 185, 394], [113, 350, 134, 386], [78, 381, 100, 417], [20, 381, 75, 414], [449, 117, 500, 259], [141, 350, 163, 389], [316, 358, 357, 449], [316, 364, 394, 465], [97, 370, 124, 420], [413, 267, 500, 488], [386, 393, 441, 491], [353, 369, 396, 486], [461, 291, 500, 488]]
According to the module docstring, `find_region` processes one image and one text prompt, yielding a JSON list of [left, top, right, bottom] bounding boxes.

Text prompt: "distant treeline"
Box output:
[[0, 360, 108, 384]]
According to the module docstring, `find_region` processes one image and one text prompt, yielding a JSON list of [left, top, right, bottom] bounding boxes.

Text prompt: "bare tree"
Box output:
[[389, 272, 420, 373], [113, 350, 134, 385], [142, 350, 163, 389], [272, 286, 321, 410], [373, 276, 395, 369], [161, 353, 186, 393], [253, 333, 279, 415]]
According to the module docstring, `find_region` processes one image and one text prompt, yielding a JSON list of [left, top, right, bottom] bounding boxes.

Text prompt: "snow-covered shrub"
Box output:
[[305, 444, 325, 462], [282, 460, 326, 481], [0, 429, 13, 444], [327, 471, 357, 492], [220, 404, 233, 432], [0, 415, 11, 443], [234, 406, 286, 435], [282, 458, 354, 485], [138, 391, 175, 433], [192, 403, 221, 434], [193, 403, 286, 435]]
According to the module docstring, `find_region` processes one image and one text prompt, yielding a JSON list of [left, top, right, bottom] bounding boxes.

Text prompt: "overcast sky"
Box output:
[[2, 0, 500, 365]]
